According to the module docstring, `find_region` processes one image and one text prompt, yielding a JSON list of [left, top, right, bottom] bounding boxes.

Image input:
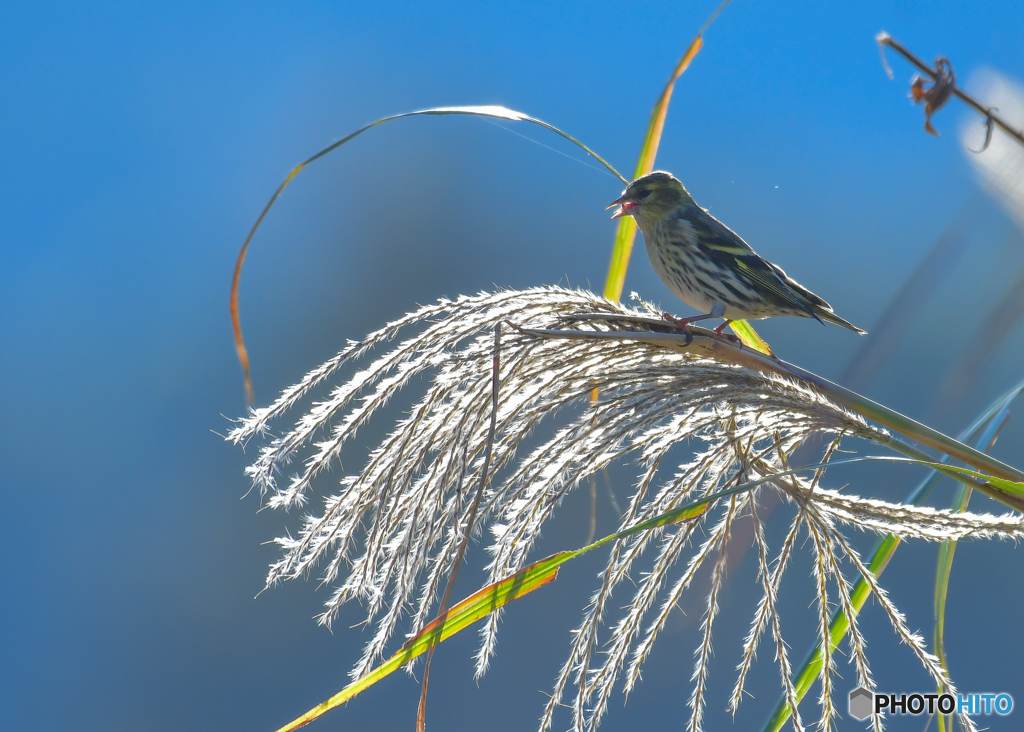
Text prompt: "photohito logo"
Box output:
[[848, 687, 1014, 721]]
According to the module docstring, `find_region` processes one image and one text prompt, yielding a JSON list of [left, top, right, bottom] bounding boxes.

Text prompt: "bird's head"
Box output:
[[607, 171, 692, 227]]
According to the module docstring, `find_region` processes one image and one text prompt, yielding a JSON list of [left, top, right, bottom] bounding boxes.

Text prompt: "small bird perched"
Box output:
[[608, 171, 866, 338]]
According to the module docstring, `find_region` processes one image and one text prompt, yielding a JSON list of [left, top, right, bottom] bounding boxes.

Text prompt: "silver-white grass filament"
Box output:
[[228, 286, 1023, 732]]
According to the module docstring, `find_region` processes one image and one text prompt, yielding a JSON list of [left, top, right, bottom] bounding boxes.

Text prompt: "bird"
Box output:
[[607, 171, 866, 339]]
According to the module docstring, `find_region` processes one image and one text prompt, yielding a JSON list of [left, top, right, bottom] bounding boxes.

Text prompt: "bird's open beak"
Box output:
[[607, 193, 637, 219]]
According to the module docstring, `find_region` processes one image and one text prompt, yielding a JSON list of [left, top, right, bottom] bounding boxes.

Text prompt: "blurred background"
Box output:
[[3, 1, 1024, 730]]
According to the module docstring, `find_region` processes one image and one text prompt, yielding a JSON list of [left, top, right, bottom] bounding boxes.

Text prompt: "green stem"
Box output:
[[762, 536, 900, 732], [934, 540, 957, 732], [932, 412, 1007, 732], [761, 381, 1024, 732], [523, 325, 1024, 505], [777, 358, 1024, 486]]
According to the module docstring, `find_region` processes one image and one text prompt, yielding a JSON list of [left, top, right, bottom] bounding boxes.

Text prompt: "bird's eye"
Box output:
[[637, 188, 651, 200]]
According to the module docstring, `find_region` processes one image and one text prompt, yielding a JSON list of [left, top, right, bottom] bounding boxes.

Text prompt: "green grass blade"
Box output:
[[762, 379, 1024, 732], [601, 28, 704, 302], [268, 466, 817, 732], [597, 1, 774, 357], [271, 449, 1020, 732], [921, 462, 1023, 495], [932, 404, 1011, 731], [763, 534, 902, 732], [232, 105, 627, 403], [728, 319, 775, 356], [934, 540, 956, 732], [270, 553, 565, 732], [775, 356, 1024, 488]]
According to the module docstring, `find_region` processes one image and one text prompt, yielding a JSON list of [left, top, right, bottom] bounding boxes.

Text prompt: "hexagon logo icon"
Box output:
[[849, 686, 874, 721]]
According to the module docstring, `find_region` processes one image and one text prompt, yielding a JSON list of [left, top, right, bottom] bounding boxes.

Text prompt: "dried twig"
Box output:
[[416, 323, 502, 732], [910, 57, 956, 136], [877, 31, 1024, 147]]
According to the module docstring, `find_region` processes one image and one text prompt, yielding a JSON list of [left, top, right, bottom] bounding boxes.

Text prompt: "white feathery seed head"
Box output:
[[229, 286, 1020, 731]]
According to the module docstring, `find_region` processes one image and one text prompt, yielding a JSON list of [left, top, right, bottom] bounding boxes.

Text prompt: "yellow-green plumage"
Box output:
[[609, 171, 865, 335]]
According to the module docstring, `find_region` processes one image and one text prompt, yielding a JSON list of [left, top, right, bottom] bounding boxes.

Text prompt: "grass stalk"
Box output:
[[762, 382, 1024, 732], [521, 322, 1024, 503]]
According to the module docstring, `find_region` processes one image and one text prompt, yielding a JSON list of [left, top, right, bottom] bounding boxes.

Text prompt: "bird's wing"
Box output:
[[768, 263, 866, 333], [678, 205, 756, 256], [766, 262, 830, 309], [681, 207, 819, 319]]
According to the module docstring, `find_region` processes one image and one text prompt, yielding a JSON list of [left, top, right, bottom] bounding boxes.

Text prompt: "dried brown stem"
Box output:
[[877, 31, 1024, 147], [416, 322, 502, 732]]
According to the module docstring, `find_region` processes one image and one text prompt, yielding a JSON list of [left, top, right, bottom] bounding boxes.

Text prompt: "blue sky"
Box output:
[[3, 2, 1024, 730]]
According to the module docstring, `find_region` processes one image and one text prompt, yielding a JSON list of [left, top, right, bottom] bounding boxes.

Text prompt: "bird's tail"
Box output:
[[773, 266, 867, 335], [814, 306, 867, 335]]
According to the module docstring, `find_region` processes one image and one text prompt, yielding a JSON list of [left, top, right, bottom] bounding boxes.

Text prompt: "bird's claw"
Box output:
[[711, 321, 741, 345], [661, 312, 693, 346]]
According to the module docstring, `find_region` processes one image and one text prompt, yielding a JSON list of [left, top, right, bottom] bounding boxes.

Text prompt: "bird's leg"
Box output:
[[661, 313, 694, 345], [661, 304, 726, 346], [712, 319, 742, 345], [662, 312, 719, 325]]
